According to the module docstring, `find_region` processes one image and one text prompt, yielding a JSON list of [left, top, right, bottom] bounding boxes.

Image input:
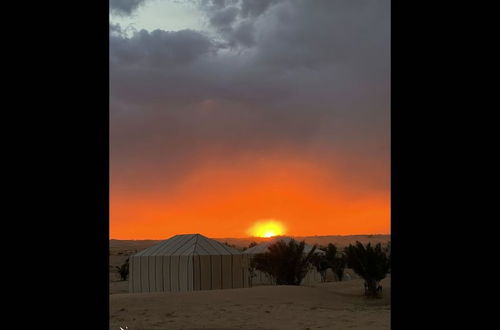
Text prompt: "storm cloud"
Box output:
[[110, 0, 148, 16], [110, 0, 390, 198]]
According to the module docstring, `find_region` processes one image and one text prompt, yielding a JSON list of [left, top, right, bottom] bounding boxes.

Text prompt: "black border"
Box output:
[[11, 0, 472, 328], [13, 1, 111, 329]]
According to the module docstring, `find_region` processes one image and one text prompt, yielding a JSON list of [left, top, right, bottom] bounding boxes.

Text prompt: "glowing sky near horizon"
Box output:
[[110, 0, 390, 239]]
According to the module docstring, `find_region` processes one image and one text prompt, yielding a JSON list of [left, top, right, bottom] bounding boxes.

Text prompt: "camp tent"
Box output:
[[243, 236, 323, 286], [129, 234, 250, 293]]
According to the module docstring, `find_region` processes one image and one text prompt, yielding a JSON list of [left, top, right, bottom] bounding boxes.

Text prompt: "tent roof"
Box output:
[[243, 236, 325, 255], [133, 234, 242, 256]]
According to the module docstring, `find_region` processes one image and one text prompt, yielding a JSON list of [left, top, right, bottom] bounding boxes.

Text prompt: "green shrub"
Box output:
[[116, 258, 129, 281], [251, 239, 317, 285], [344, 242, 390, 298], [319, 243, 346, 281], [331, 254, 346, 281]]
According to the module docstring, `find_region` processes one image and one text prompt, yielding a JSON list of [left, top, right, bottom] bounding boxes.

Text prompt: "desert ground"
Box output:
[[110, 236, 390, 330]]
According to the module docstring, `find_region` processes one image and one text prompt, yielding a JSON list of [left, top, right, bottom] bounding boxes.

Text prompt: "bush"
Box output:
[[331, 254, 346, 281], [251, 239, 317, 285], [116, 258, 129, 281], [318, 243, 346, 281], [344, 242, 390, 298]]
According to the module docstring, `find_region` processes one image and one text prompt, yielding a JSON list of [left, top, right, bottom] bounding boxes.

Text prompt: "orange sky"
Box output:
[[109, 0, 390, 240], [110, 155, 390, 239]]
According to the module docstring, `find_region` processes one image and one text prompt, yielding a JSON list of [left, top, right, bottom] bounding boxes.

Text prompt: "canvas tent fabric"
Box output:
[[129, 234, 250, 293], [243, 236, 323, 286]]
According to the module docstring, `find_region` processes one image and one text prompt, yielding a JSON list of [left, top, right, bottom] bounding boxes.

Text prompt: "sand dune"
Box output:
[[218, 235, 390, 250], [110, 277, 390, 330], [110, 235, 390, 255]]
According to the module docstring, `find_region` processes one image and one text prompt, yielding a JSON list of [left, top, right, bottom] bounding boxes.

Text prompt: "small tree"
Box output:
[[324, 243, 337, 262], [251, 239, 317, 285], [331, 254, 346, 281], [322, 243, 345, 281], [116, 258, 129, 281], [344, 242, 390, 298]]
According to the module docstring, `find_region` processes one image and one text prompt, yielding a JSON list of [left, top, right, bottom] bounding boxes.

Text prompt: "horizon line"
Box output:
[[110, 233, 391, 240]]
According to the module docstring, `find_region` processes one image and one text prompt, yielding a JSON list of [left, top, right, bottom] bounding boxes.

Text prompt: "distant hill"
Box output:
[[216, 235, 390, 249], [110, 234, 390, 255]]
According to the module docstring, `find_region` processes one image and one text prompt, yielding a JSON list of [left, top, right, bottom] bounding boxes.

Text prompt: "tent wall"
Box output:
[[233, 254, 250, 288], [192, 254, 249, 291], [130, 253, 249, 293], [129, 255, 194, 293], [251, 270, 274, 286], [210, 255, 222, 290], [249, 268, 322, 286], [221, 255, 232, 289], [250, 270, 270, 286], [162, 256, 171, 291], [231, 254, 243, 288], [325, 268, 335, 282], [301, 268, 322, 285]]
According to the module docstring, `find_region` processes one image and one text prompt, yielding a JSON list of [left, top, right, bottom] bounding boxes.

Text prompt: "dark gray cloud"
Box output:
[[240, 0, 281, 18], [223, 19, 256, 48], [197, 0, 278, 49], [209, 6, 239, 28], [199, 0, 239, 11], [110, 23, 123, 36], [110, 29, 216, 66], [110, 0, 147, 16], [110, 0, 390, 195]]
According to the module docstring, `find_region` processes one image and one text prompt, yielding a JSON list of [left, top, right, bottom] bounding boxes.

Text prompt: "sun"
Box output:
[[247, 219, 286, 238]]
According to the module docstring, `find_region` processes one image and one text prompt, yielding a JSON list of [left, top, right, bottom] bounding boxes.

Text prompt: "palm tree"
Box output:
[[251, 239, 317, 285], [321, 243, 346, 281], [324, 243, 337, 261], [331, 253, 346, 281], [344, 242, 390, 298]]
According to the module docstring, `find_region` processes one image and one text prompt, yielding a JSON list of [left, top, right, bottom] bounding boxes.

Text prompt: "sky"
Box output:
[[110, 0, 391, 240]]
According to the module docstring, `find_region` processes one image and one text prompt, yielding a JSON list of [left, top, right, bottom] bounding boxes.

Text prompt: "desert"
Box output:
[[110, 235, 390, 330]]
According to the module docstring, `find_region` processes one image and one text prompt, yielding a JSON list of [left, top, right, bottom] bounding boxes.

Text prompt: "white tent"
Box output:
[[243, 237, 323, 286], [129, 234, 250, 293]]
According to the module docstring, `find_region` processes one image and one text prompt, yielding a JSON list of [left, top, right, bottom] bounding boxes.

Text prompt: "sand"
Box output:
[[110, 238, 390, 330], [110, 277, 390, 330]]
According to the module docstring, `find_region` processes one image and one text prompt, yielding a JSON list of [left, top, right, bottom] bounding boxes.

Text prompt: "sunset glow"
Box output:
[[247, 219, 286, 238], [110, 155, 390, 239], [109, 1, 390, 240]]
